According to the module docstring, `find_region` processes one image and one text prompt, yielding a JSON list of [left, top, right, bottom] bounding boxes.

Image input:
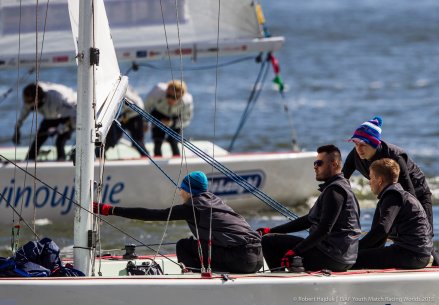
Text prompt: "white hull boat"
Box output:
[[0, 141, 317, 224], [2, 1, 437, 304], [1, 254, 438, 305]]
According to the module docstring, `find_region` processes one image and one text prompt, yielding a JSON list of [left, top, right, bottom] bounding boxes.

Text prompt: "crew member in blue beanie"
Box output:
[[343, 116, 437, 266], [94, 171, 263, 274]]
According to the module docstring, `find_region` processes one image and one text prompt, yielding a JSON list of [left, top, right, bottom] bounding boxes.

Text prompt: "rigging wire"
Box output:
[[227, 53, 271, 152], [140, 0, 190, 273], [10, 0, 25, 254], [205, 0, 223, 276], [0, 68, 35, 107], [122, 103, 300, 221], [123, 56, 255, 75], [0, 153, 181, 267]]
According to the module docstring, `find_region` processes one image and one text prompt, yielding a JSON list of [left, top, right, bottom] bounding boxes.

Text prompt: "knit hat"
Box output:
[[180, 171, 209, 195], [349, 116, 383, 149]]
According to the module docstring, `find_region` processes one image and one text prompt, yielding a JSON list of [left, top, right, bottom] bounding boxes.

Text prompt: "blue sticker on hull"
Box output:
[[207, 170, 265, 197]]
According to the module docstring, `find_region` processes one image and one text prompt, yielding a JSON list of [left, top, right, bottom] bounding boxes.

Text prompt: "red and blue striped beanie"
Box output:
[[350, 116, 383, 149]]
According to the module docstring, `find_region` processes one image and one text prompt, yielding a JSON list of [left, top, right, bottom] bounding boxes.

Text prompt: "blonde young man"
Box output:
[[352, 158, 432, 269], [343, 116, 437, 265], [144, 80, 193, 156]]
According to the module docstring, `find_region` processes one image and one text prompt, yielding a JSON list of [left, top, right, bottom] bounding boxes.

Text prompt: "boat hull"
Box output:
[[0, 264, 437, 305], [0, 142, 318, 224]]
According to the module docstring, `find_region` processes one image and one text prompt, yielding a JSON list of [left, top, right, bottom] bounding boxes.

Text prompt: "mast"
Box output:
[[74, 0, 95, 275]]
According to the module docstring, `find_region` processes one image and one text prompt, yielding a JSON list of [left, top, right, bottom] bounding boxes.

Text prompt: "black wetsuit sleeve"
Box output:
[[294, 187, 345, 255], [396, 157, 416, 197], [112, 204, 197, 222], [342, 149, 356, 179], [270, 215, 311, 234], [359, 192, 402, 249]]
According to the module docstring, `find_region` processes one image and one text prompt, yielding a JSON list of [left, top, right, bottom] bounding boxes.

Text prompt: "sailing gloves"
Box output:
[[93, 202, 113, 216], [256, 227, 271, 236], [280, 249, 296, 268]]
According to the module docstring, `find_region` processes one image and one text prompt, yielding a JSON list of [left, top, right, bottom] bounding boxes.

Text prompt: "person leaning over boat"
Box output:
[[257, 145, 361, 272], [12, 82, 77, 161], [144, 80, 193, 157], [94, 171, 263, 274], [99, 85, 149, 158], [342, 116, 438, 265], [352, 158, 433, 269]]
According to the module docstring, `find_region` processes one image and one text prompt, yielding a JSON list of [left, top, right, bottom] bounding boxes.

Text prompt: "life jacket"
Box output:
[[308, 174, 361, 264], [380, 184, 433, 256]]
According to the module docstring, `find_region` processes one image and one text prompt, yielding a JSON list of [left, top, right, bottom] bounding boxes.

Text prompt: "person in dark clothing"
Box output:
[[352, 158, 433, 269], [258, 145, 361, 272], [342, 116, 438, 265], [94, 171, 263, 274], [99, 86, 149, 158]]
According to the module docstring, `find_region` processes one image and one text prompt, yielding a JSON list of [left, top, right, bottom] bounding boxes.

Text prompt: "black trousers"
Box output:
[[151, 126, 181, 157], [105, 116, 149, 157], [27, 118, 72, 161], [176, 236, 263, 274], [262, 234, 352, 272], [352, 244, 430, 269]]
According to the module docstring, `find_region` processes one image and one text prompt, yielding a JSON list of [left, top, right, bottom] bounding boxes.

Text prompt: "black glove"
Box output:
[[12, 128, 21, 145]]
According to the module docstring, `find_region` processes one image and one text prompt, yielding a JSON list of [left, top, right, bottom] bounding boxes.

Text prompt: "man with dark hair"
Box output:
[[94, 171, 263, 274], [13, 82, 77, 161], [343, 116, 437, 265], [258, 144, 361, 272], [352, 158, 432, 269]]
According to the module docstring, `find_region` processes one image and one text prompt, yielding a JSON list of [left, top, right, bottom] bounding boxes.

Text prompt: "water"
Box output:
[[1, 0, 439, 254]]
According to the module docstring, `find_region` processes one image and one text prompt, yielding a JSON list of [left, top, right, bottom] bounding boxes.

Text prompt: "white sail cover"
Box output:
[[68, 0, 128, 141], [0, 0, 284, 69]]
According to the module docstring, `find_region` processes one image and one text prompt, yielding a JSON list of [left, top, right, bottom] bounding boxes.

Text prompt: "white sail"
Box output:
[[68, 0, 128, 142], [0, 0, 284, 69]]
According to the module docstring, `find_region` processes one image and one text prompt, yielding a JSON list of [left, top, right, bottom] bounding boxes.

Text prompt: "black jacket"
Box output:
[[112, 192, 260, 248], [271, 174, 361, 264], [361, 183, 432, 256], [343, 141, 431, 199]]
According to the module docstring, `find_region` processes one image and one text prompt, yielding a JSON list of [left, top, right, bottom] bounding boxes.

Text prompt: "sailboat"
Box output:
[[0, 0, 318, 224], [1, 1, 438, 303]]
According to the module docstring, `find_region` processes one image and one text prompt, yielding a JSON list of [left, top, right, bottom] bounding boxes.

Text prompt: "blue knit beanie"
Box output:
[[350, 116, 383, 149], [180, 171, 208, 195]]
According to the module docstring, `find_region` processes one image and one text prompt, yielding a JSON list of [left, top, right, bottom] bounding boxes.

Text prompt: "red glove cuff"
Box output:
[[280, 249, 297, 268], [93, 202, 113, 216], [256, 227, 271, 236]]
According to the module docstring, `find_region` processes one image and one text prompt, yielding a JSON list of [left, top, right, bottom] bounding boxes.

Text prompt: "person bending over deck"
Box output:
[[343, 116, 438, 265], [144, 80, 193, 157], [12, 82, 77, 161], [352, 158, 433, 270], [258, 145, 361, 272], [94, 171, 263, 274]]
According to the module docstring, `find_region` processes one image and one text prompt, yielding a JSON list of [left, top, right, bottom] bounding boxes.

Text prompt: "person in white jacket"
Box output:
[[12, 82, 77, 161], [144, 80, 193, 157]]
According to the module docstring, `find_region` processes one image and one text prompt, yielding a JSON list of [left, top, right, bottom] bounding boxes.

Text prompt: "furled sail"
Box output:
[[0, 0, 284, 69], [68, 0, 128, 142]]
